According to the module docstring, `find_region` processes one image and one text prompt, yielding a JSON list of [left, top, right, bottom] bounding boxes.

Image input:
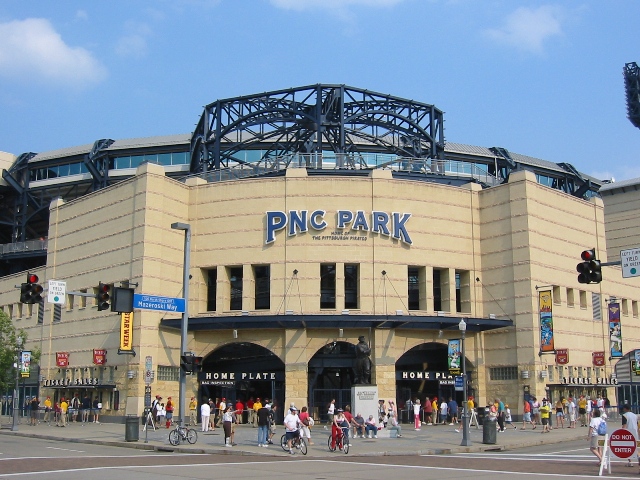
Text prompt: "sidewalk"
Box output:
[[0, 417, 590, 457]]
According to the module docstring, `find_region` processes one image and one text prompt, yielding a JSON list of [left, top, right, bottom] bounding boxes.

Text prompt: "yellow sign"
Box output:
[[120, 312, 134, 350]]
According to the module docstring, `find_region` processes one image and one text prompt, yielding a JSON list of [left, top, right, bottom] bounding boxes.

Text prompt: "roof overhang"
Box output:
[[160, 314, 513, 332]]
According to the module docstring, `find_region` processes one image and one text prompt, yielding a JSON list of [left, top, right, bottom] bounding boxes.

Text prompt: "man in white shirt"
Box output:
[[200, 401, 211, 432], [622, 404, 640, 471], [567, 397, 576, 428], [439, 399, 449, 424], [283, 406, 301, 455]]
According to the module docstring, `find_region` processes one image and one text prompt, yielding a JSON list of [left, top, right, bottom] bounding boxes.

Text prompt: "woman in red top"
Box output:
[[424, 397, 433, 425], [165, 397, 174, 428], [235, 400, 244, 424]]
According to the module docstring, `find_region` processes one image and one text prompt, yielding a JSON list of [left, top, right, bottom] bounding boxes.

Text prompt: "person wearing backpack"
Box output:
[[588, 409, 606, 464]]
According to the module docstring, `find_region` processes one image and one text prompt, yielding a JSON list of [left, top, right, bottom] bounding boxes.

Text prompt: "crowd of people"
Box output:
[[20, 394, 102, 427]]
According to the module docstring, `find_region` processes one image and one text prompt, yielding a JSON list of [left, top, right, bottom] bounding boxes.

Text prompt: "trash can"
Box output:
[[125, 415, 140, 442], [482, 409, 497, 444]]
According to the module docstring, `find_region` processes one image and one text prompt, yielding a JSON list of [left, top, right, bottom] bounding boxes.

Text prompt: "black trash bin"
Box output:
[[125, 415, 140, 442], [482, 409, 497, 444]]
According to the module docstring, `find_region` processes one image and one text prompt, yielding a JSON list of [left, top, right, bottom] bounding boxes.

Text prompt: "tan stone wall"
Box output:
[[2, 164, 640, 418]]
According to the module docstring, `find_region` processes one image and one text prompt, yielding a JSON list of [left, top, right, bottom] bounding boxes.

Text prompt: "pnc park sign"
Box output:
[[266, 210, 412, 245]]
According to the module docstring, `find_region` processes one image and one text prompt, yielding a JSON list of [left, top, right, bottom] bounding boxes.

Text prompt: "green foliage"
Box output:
[[0, 310, 28, 392]]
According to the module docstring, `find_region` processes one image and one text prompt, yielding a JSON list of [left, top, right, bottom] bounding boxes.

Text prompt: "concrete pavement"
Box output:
[[0, 416, 595, 457]]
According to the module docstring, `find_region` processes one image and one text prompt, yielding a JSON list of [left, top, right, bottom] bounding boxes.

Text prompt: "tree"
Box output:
[[0, 310, 27, 393]]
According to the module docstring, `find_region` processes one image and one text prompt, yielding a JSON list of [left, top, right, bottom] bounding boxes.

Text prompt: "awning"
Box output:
[[160, 313, 513, 332]]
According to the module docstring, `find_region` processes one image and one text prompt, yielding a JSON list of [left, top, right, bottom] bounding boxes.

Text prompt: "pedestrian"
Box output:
[[352, 412, 365, 438], [157, 403, 166, 425], [496, 398, 506, 432], [235, 399, 244, 424], [448, 397, 458, 425], [70, 394, 80, 423], [505, 404, 517, 430], [223, 405, 234, 447], [81, 394, 91, 424], [189, 397, 198, 426], [578, 395, 587, 426], [247, 397, 255, 426], [299, 406, 314, 445], [586, 396, 593, 425], [555, 398, 565, 428], [378, 399, 387, 427], [413, 398, 421, 430], [388, 408, 403, 437], [588, 408, 605, 464], [327, 399, 336, 425], [364, 414, 378, 438], [208, 399, 216, 431], [284, 406, 302, 455], [59, 397, 68, 427], [424, 397, 433, 425], [439, 398, 448, 424], [567, 396, 577, 428], [532, 396, 540, 425], [43, 396, 52, 425], [216, 397, 226, 427], [30, 396, 39, 426], [54, 402, 61, 426], [252, 397, 262, 427], [431, 397, 438, 425], [267, 404, 277, 444], [165, 396, 174, 428], [200, 400, 210, 432], [622, 404, 640, 471], [540, 398, 551, 433], [257, 401, 270, 447], [521, 398, 535, 430]]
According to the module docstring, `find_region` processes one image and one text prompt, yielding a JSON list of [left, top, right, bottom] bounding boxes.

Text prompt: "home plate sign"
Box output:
[[610, 429, 636, 458]]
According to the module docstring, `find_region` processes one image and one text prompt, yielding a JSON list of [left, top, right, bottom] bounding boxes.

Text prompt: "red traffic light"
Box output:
[[27, 273, 39, 284], [581, 249, 596, 261]]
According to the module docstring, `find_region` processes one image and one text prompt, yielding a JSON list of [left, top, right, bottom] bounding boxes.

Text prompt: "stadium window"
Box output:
[[552, 285, 561, 304], [580, 290, 587, 309], [228, 266, 243, 311], [633, 301, 638, 318], [206, 268, 217, 312], [622, 298, 629, 316], [455, 270, 471, 313], [567, 288, 575, 307], [408, 267, 420, 310], [433, 269, 442, 312], [254, 265, 270, 310], [157, 366, 180, 382], [320, 264, 336, 309], [344, 264, 359, 309], [489, 367, 518, 381]]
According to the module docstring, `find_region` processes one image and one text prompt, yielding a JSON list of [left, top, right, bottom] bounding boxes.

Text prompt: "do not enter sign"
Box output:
[[610, 429, 637, 459]]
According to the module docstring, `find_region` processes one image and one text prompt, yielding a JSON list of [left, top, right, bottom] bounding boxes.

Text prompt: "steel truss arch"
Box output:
[[190, 84, 445, 173]]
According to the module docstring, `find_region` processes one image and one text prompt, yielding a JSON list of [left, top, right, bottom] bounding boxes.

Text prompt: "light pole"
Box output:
[[11, 337, 23, 431], [459, 319, 471, 446], [171, 222, 191, 428]]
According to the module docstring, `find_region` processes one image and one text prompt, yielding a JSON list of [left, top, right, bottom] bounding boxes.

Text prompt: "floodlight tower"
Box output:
[[624, 62, 640, 130]]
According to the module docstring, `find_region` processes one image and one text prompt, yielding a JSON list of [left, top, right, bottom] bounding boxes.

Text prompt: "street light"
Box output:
[[11, 337, 23, 431], [459, 319, 471, 446], [171, 222, 191, 428]]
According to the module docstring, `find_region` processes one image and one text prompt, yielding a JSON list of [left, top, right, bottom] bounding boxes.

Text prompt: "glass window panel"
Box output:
[[69, 163, 81, 175], [114, 157, 130, 169], [130, 155, 144, 168], [57, 164, 70, 177], [173, 152, 188, 164], [157, 153, 172, 165], [144, 154, 158, 164]]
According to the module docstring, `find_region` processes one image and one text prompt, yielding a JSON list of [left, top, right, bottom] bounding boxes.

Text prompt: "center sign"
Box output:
[[266, 209, 412, 245]]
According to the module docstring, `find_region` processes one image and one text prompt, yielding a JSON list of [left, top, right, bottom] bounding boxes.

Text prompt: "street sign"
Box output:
[[144, 385, 152, 408], [133, 293, 185, 313], [454, 376, 464, 391], [621, 248, 640, 278], [610, 429, 636, 458], [144, 355, 153, 385], [47, 280, 66, 305]]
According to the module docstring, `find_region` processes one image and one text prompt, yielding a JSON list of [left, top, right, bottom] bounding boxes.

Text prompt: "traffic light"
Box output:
[[111, 287, 134, 313], [192, 356, 203, 373], [20, 273, 43, 304], [577, 248, 603, 284], [180, 353, 194, 373], [96, 282, 112, 311]]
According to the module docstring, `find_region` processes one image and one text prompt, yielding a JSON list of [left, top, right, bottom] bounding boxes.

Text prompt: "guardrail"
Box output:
[[0, 239, 48, 257]]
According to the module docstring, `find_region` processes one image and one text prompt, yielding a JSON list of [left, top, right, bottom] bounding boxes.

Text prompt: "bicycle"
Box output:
[[328, 427, 349, 454], [280, 431, 308, 455], [168, 420, 198, 446]]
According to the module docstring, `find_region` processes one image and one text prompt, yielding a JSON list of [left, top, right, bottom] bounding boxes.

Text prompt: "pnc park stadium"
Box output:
[[1, 83, 640, 423]]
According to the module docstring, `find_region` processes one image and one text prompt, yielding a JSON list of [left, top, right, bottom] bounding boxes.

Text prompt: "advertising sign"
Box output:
[[120, 312, 133, 351], [448, 339, 461, 375], [592, 351, 605, 366], [556, 349, 569, 364], [20, 351, 31, 378], [539, 290, 555, 353], [56, 352, 69, 367], [609, 302, 622, 358], [93, 349, 107, 365]]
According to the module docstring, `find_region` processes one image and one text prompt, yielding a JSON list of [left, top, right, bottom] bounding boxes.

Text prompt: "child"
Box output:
[[505, 404, 517, 430], [157, 403, 166, 426]]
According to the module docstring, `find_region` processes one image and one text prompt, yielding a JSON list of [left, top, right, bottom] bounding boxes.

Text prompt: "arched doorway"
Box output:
[[308, 341, 356, 421], [200, 342, 285, 422], [395, 342, 474, 423]]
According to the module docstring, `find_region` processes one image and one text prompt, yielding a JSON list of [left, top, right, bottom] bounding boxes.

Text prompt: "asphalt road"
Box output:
[[2, 436, 639, 479]]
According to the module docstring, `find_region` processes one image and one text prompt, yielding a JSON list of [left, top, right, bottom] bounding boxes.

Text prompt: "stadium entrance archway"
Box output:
[[199, 342, 285, 421], [395, 342, 474, 423], [308, 341, 357, 422]]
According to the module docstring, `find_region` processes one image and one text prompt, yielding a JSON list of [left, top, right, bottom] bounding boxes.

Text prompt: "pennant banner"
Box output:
[[539, 290, 555, 353], [56, 352, 69, 367], [93, 349, 107, 365], [609, 302, 622, 358], [556, 349, 569, 364], [20, 351, 31, 378], [120, 312, 134, 351], [448, 339, 461, 375]]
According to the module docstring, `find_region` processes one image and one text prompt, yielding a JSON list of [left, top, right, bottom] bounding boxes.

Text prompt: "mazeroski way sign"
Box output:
[[133, 294, 185, 313]]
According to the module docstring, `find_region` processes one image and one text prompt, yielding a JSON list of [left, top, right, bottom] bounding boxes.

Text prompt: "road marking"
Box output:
[[0, 453, 205, 461], [45, 447, 85, 453], [0, 458, 634, 479]]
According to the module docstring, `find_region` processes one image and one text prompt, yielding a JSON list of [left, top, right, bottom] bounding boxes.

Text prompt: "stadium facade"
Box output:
[[1, 85, 639, 421]]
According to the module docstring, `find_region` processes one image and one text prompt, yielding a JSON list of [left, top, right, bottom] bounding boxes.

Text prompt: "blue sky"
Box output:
[[0, 0, 639, 181]]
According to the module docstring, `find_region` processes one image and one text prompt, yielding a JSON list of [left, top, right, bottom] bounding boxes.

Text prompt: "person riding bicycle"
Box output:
[[283, 405, 302, 455], [331, 408, 350, 449]]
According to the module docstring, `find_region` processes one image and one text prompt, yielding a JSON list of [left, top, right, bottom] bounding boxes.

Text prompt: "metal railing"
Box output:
[[181, 153, 502, 186], [0, 239, 48, 257]]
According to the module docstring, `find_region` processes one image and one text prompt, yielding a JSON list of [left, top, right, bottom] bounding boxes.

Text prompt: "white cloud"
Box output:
[[0, 18, 107, 87], [115, 21, 152, 58], [484, 5, 564, 55], [75, 10, 89, 21]]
